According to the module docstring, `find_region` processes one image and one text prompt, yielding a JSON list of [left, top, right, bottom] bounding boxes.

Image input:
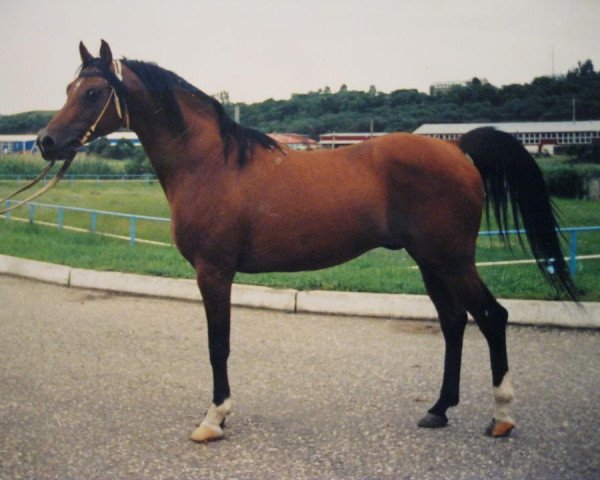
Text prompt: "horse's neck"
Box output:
[[128, 90, 226, 199]]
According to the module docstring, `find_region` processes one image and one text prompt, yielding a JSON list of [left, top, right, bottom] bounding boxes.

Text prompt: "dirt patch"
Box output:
[[387, 319, 440, 335]]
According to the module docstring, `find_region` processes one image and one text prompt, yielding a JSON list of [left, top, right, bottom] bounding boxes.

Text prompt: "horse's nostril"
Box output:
[[40, 135, 56, 149]]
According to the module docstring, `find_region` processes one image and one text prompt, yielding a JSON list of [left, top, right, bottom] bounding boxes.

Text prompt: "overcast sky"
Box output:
[[1, 0, 599, 115]]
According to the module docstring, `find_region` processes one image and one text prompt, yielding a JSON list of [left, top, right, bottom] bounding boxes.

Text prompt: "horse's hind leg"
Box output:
[[452, 267, 516, 437], [417, 268, 468, 429]]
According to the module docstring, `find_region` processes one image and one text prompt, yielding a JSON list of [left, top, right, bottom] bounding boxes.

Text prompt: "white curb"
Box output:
[[501, 298, 600, 329], [296, 290, 437, 319], [0, 254, 598, 329], [0, 254, 71, 286], [70, 268, 200, 300], [231, 284, 296, 312], [68, 268, 297, 312], [296, 289, 600, 329]]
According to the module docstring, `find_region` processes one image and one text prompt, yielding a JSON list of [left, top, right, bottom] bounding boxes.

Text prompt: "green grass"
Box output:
[[0, 180, 172, 243], [534, 153, 571, 167], [0, 153, 126, 175], [1, 181, 599, 301], [0, 221, 190, 277]]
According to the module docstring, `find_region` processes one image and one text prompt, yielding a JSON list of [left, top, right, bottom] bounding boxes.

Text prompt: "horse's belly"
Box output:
[[237, 241, 376, 273], [237, 204, 389, 273]]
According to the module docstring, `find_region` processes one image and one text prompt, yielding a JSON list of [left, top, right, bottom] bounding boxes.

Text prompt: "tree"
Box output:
[[111, 138, 135, 159], [87, 137, 111, 157], [215, 91, 231, 105], [567, 59, 595, 80], [3, 61, 600, 139]]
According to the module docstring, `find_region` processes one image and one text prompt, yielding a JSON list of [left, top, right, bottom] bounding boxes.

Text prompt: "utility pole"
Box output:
[[234, 105, 240, 123], [572, 97, 576, 122]]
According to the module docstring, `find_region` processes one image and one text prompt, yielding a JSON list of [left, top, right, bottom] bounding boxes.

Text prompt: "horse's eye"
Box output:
[[86, 88, 100, 99]]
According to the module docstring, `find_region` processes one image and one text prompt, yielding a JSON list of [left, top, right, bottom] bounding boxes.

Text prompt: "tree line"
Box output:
[[1, 60, 599, 138]]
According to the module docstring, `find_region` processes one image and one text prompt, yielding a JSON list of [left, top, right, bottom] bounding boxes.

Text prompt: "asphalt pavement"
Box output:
[[1, 275, 599, 479]]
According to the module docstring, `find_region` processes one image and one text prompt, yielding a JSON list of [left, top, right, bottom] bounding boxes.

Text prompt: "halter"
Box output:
[[79, 60, 130, 145], [0, 62, 130, 216]]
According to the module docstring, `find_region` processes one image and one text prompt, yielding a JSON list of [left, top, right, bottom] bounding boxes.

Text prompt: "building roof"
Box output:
[[319, 132, 387, 146], [0, 131, 140, 143], [105, 131, 139, 141], [319, 132, 387, 139], [268, 133, 317, 146], [414, 121, 600, 135], [0, 134, 37, 142]]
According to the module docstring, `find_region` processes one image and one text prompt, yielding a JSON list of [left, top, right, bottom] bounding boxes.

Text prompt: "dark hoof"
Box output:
[[418, 412, 448, 429], [485, 418, 515, 437]]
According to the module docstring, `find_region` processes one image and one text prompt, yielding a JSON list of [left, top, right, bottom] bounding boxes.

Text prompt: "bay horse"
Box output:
[[35, 41, 575, 442]]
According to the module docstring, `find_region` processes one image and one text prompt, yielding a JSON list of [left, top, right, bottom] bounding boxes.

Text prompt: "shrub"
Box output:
[[565, 144, 600, 164], [542, 166, 584, 198], [124, 151, 154, 175], [541, 164, 600, 198]]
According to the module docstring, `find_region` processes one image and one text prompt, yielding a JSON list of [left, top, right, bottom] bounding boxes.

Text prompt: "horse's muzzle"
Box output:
[[37, 130, 80, 161]]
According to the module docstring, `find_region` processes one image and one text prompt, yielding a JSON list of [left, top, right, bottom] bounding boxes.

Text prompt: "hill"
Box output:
[[2, 60, 599, 138]]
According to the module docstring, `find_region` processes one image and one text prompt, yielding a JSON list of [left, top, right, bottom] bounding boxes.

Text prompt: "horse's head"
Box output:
[[37, 40, 129, 161], [0, 41, 131, 215]]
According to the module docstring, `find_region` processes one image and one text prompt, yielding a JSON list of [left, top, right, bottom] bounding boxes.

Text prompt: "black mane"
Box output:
[[120, 59, 281, 166]]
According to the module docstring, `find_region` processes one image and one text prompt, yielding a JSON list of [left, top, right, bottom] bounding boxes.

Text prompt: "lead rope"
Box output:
[[0, 160, 56, 204], [0, 158, 73, 215]]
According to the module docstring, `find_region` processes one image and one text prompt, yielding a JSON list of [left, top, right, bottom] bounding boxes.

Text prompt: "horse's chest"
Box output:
[[169, 202, 243, 267]]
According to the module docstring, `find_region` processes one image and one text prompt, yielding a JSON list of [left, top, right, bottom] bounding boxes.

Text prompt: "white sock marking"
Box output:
[[200, 398, 232, 434], [493, 372, 515, 424]]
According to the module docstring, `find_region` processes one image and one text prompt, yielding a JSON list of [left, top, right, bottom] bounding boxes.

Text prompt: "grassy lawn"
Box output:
[[0, 153, 127, 175], [1, 180, 599, 301]]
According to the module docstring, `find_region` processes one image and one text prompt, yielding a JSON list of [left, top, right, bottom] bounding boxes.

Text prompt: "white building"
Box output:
[[268, 133, 318, 151], [0, 131, 141, 155], [105, 131, 141, 147], [319, 132, 387, 149], [0, 134, 37, 154], [413, 121, 600, 154]]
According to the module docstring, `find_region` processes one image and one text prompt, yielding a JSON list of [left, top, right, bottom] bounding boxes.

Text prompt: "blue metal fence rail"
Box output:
[[2, 199, 599, 275], [0, 173, 156, 183], [478, 226, 600, 276], [2, 200, 169, 246]]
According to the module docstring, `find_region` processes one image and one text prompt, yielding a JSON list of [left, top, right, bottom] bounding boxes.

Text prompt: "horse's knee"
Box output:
[[474, 301, 508, 339], [492, 302, 508, 326]]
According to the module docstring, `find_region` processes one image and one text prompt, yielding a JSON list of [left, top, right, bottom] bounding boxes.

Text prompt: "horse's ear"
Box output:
[[99, 39, 113, 67], [79, 41, 94, 66]]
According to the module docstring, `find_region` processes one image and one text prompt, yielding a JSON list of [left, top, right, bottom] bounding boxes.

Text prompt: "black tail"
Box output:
[[459, 127, 577, 300]]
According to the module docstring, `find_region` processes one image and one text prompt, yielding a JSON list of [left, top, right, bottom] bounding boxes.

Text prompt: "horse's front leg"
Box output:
[[190, 262, 234, 442]]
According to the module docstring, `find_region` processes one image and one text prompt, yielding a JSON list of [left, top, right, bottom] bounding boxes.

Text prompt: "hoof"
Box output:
[[486, 418, 515, 438], [418, 412, 448, 429], [191, 399, 232, 442], [190, 424, 224, 443]]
